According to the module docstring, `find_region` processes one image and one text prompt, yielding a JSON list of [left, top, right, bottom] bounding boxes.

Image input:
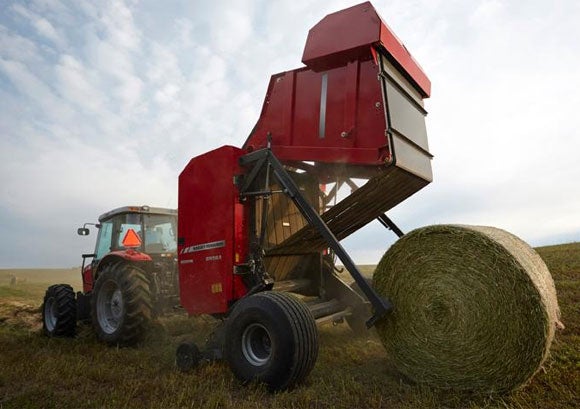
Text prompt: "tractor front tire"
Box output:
[[91, 262, 152, 346], [225, 291, 318, 391], [42, 284, 77, 337]]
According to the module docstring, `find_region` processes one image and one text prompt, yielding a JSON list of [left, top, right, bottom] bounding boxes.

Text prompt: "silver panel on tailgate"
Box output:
[[380, 54, 433, 182]]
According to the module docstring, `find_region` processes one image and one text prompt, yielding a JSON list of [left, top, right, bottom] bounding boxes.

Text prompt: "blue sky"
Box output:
[[1, 0, 579, 268]]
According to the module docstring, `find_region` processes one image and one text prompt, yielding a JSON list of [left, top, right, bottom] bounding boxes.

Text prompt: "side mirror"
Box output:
[[77, 228, 90, 236]]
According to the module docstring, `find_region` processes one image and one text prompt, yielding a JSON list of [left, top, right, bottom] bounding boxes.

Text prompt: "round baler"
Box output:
[[174, 2, 561, 393], [41, 1, 562, 395]]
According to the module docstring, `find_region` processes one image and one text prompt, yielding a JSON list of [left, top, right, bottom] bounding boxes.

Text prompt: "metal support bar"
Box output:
[[323, 180, 343, 206], [377, 214, 404, 238], [239, 156, 267, 194], [241, 189, 284, 197], [344, 178, 358, 192], [239, 148, 269, 165], [81, 253, 96, 276], [240, 149, 393, 328], [236, 149, 276, 299], [259, 162, 271, 248]]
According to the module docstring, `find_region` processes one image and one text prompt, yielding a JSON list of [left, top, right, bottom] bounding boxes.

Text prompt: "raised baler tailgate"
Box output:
[[267, 53, 433, 257], [245, 3, 434, 260], [267, 166, 428, 256]]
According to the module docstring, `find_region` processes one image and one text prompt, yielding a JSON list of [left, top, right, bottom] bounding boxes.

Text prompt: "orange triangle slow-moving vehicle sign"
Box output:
[[122, 228, 142, 248]]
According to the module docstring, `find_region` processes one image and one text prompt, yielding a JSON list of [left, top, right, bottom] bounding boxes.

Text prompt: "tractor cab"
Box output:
[[77, 205, 177, 296], [91, 206, 178, 259]]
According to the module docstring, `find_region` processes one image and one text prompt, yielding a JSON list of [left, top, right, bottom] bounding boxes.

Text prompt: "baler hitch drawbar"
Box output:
[[239, 148, 393, 328]]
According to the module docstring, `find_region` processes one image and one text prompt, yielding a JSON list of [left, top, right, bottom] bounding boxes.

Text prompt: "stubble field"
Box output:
[[0, 244, 578, 408]]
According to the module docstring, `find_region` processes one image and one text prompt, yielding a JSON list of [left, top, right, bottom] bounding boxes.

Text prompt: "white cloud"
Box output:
[[55, 54, 107, 113], [33, 16, 64, 46], [0, 0, 579, 267], [0, 25, 43, 63], [0, 57, 74, 123], [469, 0, 504, 25], [99, 0, 142, 51], [210, 7, 254, 55], [11, 3, 66, 48]]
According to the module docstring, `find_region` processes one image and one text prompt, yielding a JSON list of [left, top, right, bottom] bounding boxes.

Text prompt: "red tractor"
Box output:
[[42, 206, 178, 345]]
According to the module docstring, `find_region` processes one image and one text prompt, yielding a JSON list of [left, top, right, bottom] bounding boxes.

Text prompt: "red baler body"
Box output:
[[244, 1, 430, 180], [178, 2, 432, 316], [178, 146, 249, 314]]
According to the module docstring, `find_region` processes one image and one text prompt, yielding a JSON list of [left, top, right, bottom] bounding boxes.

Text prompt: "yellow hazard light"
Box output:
[[122, 228, 142, 248]]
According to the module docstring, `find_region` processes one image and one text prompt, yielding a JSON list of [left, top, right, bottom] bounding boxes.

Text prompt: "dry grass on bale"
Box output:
[[373, 225, 562, 394]]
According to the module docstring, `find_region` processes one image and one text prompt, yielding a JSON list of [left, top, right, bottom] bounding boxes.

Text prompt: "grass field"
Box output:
[[0, 244, 578, 408]]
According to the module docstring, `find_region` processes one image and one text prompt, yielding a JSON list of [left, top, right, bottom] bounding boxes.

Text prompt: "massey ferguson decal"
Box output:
[[179, 240, 225, 255]]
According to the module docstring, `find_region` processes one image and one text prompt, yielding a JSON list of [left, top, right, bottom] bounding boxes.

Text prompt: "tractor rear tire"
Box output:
[[225, 291, 318, 391], [91, 261, 152, 346], [42, 284, 77, 337]]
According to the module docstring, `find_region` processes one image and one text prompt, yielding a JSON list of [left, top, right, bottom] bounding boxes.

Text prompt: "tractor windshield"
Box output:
[[94, 211, 177, 259], [118, 212, 142, 248], [143, 214, 177, 253], [95, 220, 113, 259]]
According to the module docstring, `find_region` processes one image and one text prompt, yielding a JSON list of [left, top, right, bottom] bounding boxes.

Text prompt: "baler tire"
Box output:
[[42, 284, 77, 337], [225, 291, 319, 391], [91, 261, 152, 346]]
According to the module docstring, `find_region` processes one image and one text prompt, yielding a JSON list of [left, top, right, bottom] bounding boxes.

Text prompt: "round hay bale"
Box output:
[[373, 225, 561, 393]]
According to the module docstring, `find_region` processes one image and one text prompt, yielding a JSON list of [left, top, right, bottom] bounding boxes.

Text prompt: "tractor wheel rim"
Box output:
[[97, 280, 123, 335], [44, 297, 57, 331], [241, 323, 272, 367]]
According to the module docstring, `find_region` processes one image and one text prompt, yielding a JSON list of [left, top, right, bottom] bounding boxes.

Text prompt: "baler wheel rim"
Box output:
[[241, 323, 272, 366]]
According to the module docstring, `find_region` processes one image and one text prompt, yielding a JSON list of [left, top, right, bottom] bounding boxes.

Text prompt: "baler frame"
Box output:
[[238, 146, 393, 328], [176, 1, 433, 391]]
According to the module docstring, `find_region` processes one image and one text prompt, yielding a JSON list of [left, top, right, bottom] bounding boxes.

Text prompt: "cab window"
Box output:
[[95, 221, 113, 259], [118, 223, 142, 247], [144, 214, 177, 253]]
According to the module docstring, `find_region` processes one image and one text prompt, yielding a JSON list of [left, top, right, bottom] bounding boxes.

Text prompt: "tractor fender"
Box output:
[[94, 250, 152, 281]]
